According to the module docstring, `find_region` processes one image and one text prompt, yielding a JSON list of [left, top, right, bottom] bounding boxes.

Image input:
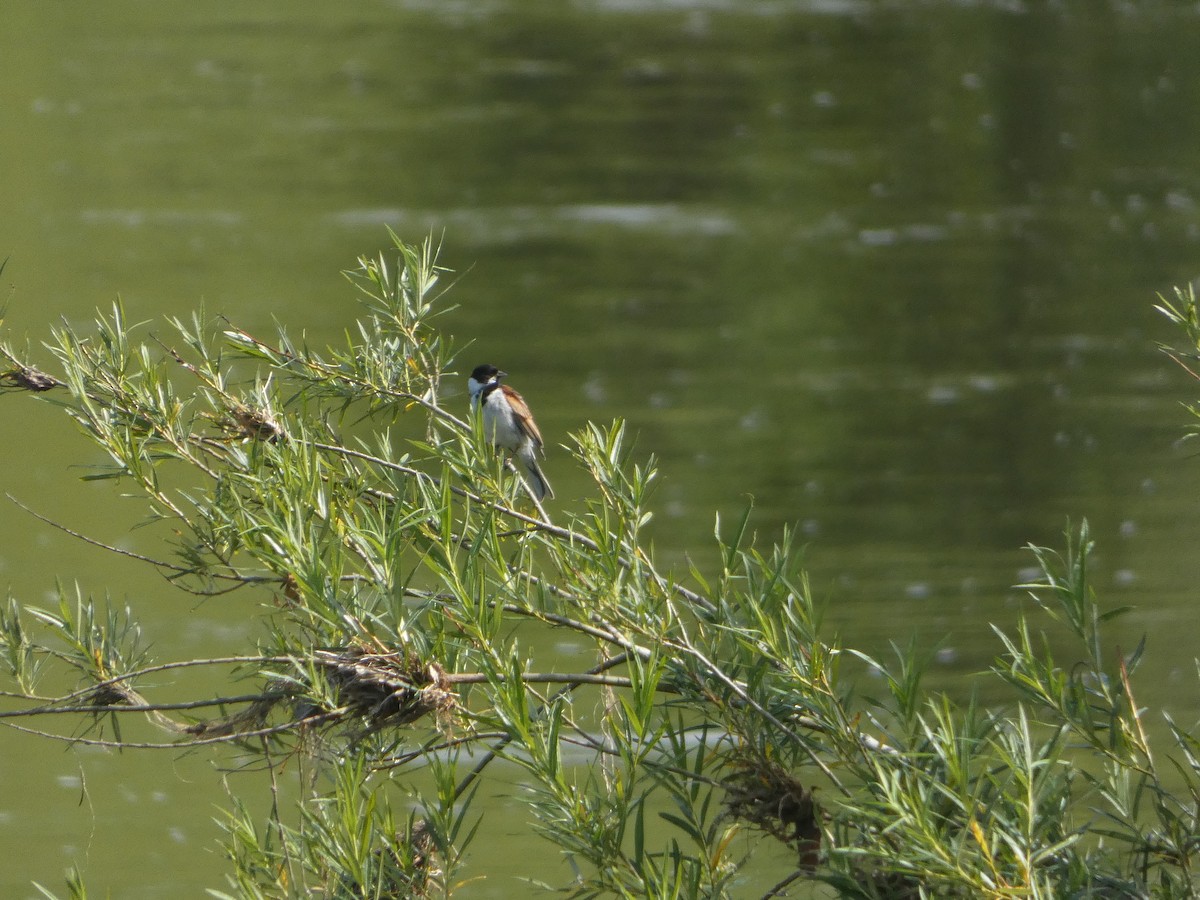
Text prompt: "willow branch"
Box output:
[[221, 322, 471, 432], [0, 711, 341, 750], [0, 694, 274, 719]]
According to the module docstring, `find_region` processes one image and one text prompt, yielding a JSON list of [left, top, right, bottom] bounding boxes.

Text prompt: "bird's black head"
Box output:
[[470, 364, 505, 383]]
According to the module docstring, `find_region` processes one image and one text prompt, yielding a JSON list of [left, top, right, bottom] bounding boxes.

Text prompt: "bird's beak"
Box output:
[[497, 370, 508, 380]]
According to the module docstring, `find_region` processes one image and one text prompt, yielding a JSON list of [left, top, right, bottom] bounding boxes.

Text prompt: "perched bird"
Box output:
[[467, 363, 553, 501]]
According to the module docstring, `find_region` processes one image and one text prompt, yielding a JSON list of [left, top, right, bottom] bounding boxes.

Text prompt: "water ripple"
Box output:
[[328, 203, 740, 238]]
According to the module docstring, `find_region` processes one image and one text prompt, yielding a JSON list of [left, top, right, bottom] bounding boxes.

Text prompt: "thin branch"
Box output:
[[760, 869, 806, 899], [7, 493, 192, 574], [1163, 348, 1200, 383], [665, 636, 848, 796], [49, 656, 290, 707], [0, 711, 341, 750], [444, 672, 643, 689], [0, 694, 274, 719], [376, 731, 512, 771], [499, 601, 652, 655], [221, 321, 472, 432]]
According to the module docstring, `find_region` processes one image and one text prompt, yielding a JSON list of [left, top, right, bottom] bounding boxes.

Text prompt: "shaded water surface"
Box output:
[[3, 2, 1200, 895]]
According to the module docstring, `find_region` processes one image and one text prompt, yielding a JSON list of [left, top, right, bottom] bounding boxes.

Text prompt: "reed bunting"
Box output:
[[468, 363, 553, 501]]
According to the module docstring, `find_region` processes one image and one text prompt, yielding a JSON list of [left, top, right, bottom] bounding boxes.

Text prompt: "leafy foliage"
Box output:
[[1, 236, 1198, 898]]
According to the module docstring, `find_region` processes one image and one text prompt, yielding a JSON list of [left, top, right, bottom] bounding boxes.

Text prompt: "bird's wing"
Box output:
[[501, 384, 544, 452]]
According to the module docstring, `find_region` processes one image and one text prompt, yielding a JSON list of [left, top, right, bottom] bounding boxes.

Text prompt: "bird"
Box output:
[[467, 363, 553, 501]]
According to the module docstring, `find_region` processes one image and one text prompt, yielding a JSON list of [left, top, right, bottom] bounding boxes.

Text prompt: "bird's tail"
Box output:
[[516, 451, 553, 501]]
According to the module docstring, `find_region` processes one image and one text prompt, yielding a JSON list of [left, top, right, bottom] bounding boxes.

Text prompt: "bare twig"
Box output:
[[0, 694, 275, 719], [7, 493, 192, 573], [760, 869, 805, 899], [0, 711, 341, 750]]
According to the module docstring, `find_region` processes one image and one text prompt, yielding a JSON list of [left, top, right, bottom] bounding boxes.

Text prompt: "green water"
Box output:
[[3, 2, 1200, 895]]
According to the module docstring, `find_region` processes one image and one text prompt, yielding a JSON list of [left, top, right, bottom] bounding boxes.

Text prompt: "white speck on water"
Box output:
[[859, 228, 897, 246], [968, 375, 1000, 393], [927, 384, 960, 404], [581, 372, 607, 404], [739, 409, 766, 431], [1166, 190, 1195, 211], [1016, 566, 1043, 584], [904, 223, 947, 242]]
